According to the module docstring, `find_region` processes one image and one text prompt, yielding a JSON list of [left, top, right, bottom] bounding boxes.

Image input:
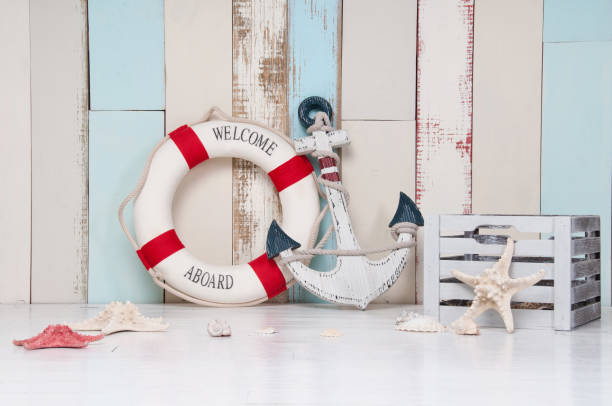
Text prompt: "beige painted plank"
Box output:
[[232, 0, 288, 302], [472, 0, 543, 215], [415, 0, 474, 303], [341, 0, 417, 120], [341, 121, 416, 303], [29, 0, 88, 303], [165, 0, 233, 302], [0, 1, 31, 303]]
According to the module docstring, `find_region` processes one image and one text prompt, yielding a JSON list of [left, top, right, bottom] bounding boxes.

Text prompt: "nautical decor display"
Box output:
[[119, 107, 320, 307], [424, 214, 602, 331], [69, 301, 168, 335], [266, 97, 424, 310], [450, 239, 545, 333]]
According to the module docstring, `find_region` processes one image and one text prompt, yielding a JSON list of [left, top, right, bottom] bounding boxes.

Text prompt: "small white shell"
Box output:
[[256, 327, 277, 335], [208, 320, 231, 337], [451, 317, 480, 335], [395, 311, 446, 333], [320, 328, 342, 338]]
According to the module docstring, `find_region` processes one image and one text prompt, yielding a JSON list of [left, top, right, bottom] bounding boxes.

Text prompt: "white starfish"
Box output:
[[451, 239, 545, 333], [69, 301, 168, 335]]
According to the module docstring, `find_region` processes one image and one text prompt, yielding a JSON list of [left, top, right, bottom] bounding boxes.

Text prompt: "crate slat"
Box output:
[[440, 283, 553, 303], [440, 260, 553, 280], [571, 302, 601, 329], [572, 280, 601, 303], [571, 216, 600, 233], [572, 237, 601, 256], [440, 306, 553, 329], [440, 238, 554, 257], [439, 215, 554, 233], [572, 259, 601, 279]]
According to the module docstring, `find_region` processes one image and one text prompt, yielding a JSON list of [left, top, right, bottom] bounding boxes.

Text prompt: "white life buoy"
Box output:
[[120, 109, 320, 306]]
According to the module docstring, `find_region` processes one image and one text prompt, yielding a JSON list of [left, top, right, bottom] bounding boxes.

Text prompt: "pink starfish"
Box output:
[[13, 325, 104, 350]]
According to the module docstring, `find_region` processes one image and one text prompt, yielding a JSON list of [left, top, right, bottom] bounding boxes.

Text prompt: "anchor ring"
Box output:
[[298, 96, 333, 128]]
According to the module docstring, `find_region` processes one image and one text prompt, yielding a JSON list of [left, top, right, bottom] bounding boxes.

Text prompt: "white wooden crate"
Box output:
[[424, 215, 601, 330]]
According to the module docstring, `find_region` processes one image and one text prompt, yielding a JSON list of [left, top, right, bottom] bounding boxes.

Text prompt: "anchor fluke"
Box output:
[[389, 192, 424, 227], [266, 220, 301, 259]]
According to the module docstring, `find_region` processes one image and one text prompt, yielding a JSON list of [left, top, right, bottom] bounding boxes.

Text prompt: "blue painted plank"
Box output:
[[88, 0, 165, 110], [541, 42, 612, 305], [89, 111, 164, 303], [544, 0, 612, 42], [287, 0, 341, 303]]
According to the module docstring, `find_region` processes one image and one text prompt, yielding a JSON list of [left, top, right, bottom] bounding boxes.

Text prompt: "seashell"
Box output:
[[451, 317, 480, 335], [395, 311, 446, 332], [69, 301, 168, 335], [320, 328, 342, 338], [256, 327, 277, 335], [207, 320, 231, 337], [13, 325, 103, 350]]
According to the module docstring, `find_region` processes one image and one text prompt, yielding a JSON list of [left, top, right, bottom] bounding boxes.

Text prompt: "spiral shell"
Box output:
[[207, 320, 231, 337]]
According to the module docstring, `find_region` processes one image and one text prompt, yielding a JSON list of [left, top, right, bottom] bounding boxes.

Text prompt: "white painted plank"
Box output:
[[0, 1, 31, 303], [415, 0, 474, 303], [472, 0, 543, 215], [440, 306, 553, 330], [341, 0, 416, 120], [554, 217, 572, 330], [439, 215, 554, 234], [341, 121, 416, 303], [440, 260, 554, 280], [30, 0, 88, 303], [165, 0, 232, 302], [423, 215, 440, 317], [439, 238, 554, 257], [440, 282, 553, 303]]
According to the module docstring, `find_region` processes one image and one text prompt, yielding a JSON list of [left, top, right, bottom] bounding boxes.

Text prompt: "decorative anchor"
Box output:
[[265, 97, 424, 310]]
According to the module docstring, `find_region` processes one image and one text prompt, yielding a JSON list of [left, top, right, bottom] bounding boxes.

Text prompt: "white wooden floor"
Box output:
[[2, 304, 611, 406]]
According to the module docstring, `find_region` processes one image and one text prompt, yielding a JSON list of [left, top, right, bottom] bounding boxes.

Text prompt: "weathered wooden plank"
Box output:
[[287, 0, 341, 303], [571, 216, 600, 233], [572, 280, 601, 304], [164, 0, 232, 303], [541, 42, 612, 306], [440, 283, 554, 303], [88, 0, 165, 110], [341, 121, 416, 303], [472, 0, 542, 215], [0, 0, 31, 303], [572, 259, 601, 279], [439, 215, 554, 234], [232, 0, 288, 301], [439, 238, 554, 258], [440, 260, 554, 280], [88, 111, 164, 303], [571, 302, 601, 329], [415, 0, 474, 303], [341, 0, 416, 120], [544, 0, 612, 42], [29, 0, 89, 303], [572, 237, 601, 257]]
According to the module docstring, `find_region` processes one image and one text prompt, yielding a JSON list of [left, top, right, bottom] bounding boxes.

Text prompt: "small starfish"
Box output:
[[14, 325, 103, 350], [451, 239, 545, 333], [69, 302, 168, 335]]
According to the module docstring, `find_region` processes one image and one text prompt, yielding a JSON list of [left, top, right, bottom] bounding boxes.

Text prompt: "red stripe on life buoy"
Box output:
[[137, 229, 185, 269], [268, 156, 313, 192], [248, 254, 287, 299], [169, 125, 209, 169]]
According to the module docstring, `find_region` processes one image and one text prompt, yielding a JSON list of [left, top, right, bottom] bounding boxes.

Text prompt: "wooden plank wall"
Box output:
[[87, 0, 165, 303], [341, 0, 417, 303], [415, 0, 474, 303], [164, 0, 233, 302], [232, 0, 289, 301], [30, 0, 89, 303], [0, 0, 31, 303], [287, 0, 342, 303], [542, 0, 612, 305]]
